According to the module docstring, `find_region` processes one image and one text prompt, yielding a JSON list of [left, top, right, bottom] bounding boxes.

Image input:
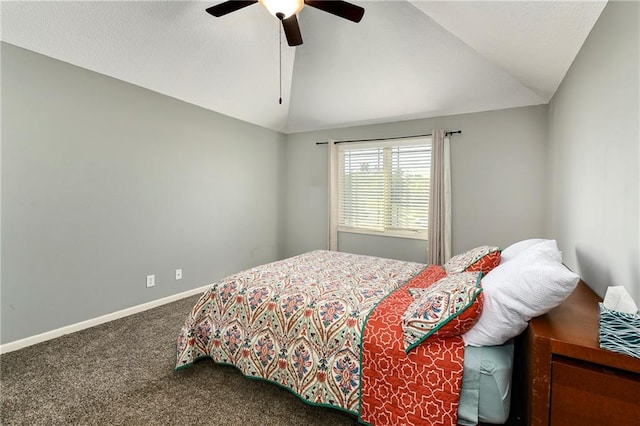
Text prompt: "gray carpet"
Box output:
[[0, 295, 357, 425]]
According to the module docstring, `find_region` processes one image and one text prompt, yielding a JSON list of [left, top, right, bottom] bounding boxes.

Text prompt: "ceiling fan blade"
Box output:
[[304, 0, 364, 23], [205, 1, 258, 17], [282, 15, 303, 47]]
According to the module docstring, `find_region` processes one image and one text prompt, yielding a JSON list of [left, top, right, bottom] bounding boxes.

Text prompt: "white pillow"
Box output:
[[499, 238, 549, 264], [462, 239, 579, 346]]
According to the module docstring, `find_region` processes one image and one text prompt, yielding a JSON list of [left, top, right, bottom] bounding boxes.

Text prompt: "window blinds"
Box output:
[[337, 137, 431, 239]]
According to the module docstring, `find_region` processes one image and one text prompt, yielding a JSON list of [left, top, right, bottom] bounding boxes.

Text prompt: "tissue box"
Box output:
[[598, 302, 640, 359]]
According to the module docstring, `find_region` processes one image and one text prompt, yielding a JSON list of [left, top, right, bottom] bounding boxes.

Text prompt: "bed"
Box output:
[[176, 241, 580, 425]]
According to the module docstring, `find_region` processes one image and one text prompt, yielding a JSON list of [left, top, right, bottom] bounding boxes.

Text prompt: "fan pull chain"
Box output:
[[279, 21, 283, 105]]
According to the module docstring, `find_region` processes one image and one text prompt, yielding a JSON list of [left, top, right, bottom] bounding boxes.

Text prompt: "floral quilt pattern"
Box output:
[[176, 250, 425, 413]]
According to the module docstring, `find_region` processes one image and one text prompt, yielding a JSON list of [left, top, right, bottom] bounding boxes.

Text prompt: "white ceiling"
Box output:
[[1, 1, 607, 134]]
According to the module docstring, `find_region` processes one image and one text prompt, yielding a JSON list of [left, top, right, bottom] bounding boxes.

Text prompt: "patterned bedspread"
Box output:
[[360, 265, 465, 426], [176, 250, 465, 424]]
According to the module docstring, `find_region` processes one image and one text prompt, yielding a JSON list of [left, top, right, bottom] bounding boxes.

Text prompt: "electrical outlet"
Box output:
[[146, 274, 155, 288], [176, 269, 182, 280]]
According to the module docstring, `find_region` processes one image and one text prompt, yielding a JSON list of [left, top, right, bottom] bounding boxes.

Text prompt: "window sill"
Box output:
[[337, 227, 428, 241]]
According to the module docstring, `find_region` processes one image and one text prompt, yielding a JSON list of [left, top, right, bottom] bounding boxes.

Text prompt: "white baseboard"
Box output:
[[0, 285, 210, 355]]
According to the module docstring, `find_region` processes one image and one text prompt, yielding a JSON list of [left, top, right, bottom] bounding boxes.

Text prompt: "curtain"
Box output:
[[427, 129, 452, 265], [328, 140, 339, 251]]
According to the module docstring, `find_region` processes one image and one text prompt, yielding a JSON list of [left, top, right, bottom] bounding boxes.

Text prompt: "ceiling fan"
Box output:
[[205, 0, 365, 46]]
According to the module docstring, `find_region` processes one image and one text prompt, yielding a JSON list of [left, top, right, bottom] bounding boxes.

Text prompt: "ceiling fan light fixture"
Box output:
[[260, 0, 304, 19]]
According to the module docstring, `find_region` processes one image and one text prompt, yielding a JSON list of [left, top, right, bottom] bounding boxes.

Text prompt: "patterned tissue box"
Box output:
[[598, 302, 640, 359]]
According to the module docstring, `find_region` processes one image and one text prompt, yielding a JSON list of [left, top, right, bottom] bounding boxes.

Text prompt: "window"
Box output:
[[337, 137, 431, 240]]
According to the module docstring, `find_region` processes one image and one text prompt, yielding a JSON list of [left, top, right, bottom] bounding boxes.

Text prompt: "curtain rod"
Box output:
[[315, 130, 462, 145]]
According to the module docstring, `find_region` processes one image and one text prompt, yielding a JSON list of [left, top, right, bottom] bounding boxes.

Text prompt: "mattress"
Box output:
[[458, 341, 514, 425]]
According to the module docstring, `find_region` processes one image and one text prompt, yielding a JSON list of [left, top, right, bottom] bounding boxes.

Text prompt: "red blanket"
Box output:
[[359, 265, 465, 426]]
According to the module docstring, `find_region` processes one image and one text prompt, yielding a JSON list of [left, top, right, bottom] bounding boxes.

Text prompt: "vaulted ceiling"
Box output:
[[1, 1, 607, 134]]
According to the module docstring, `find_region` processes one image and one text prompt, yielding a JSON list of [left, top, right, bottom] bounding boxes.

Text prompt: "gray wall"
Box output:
[[283, 105, 549, 262], [1, 43, 286, 344], [547, 0, 639, 301]]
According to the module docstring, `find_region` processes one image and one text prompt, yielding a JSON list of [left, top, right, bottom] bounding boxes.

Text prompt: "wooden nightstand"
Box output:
[[524, 280, 640, 426]]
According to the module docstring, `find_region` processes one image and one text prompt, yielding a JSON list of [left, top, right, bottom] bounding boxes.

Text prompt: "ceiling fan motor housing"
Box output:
[[206, 1, 365, 46]]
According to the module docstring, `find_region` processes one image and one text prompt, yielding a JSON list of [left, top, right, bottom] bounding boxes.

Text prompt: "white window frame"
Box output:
[[336, 136, 431, 241]]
